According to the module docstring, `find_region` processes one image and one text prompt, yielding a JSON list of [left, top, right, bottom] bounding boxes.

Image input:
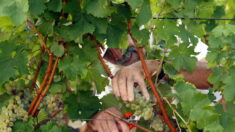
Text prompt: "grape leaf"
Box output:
[[38, 19, 54, 36], [169, 44, 197, 72], [0, 94, 10, 109], [0, 0, 28, 25], [64, 91, 101, 119], [85, 0, 115, 18], [136, 0, 152, 26], [28, 0, 46, 16], [58, 55, 89, 80], [47, 0, 62, 12], [0, 41, 28, 85], [212, 24, 235, 37], [13, 118, 34, 132], [131, 24, 149, 46], [100, 94, 120, 110], [106, 24, 127, 48], [58, 16, 95, 42], [125, 0, 143, 9], [223, 67, 235, 101], [51, 42, 64, 57]]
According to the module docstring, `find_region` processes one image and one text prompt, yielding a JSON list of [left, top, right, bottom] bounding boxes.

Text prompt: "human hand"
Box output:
[[112, 60, 160, 102], [87, 107, 130, 132]]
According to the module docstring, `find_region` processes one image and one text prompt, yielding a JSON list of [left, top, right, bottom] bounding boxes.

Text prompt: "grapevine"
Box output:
[[0, 0, 235, 132]]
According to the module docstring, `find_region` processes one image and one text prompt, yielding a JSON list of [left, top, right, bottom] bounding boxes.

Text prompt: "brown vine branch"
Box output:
[[34, 105, 64, 129], [105, 110, 152, 132], [32, 57, 59, 116], [29, 48, 45, 92], [28, 55, 54, 115], [26, 20, 52, 55], [88, 35, 113, 78], [127, 21, 176, 132]]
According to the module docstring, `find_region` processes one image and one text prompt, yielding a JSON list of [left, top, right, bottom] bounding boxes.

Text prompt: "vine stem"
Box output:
[[29, 48, 45, 92], [88, 34, 113, 78], [163, 97, 192, 132], [28, 55, 54, 115], [105, 110, 152, 132], [154, 51, 165, 85], [34, 105, 64, 129], [127, 20, 176, 132], [32, 57, 59, 116], [26, 20, 52, 55]]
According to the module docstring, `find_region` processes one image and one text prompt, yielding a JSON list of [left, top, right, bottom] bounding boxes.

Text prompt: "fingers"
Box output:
[[118, 74, 128, 101], [107, 119, 119, 132], [112, 76, 120, 98], [116, 119, 130, 132], [127, 77, 134, 102], [135, 76, 150, 100]]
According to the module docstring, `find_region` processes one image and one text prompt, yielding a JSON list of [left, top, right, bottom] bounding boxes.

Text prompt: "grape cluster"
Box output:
[[150, 116, 164, 131], [42, 94, 65, 126], [125, 92, 154, 120], [0, 96, 28, 132]]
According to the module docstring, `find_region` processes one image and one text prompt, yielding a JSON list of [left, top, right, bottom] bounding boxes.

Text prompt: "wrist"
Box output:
[[128, 60, 160, 75]]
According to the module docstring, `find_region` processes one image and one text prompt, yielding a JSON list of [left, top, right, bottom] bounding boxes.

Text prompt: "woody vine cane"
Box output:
[[127, 20, 176, 132], [27, 20, 60, 116]]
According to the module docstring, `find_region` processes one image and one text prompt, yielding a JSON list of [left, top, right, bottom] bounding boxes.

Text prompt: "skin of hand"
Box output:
[[112, 59, 212, 102], [81, 107, 130, 132], [112, 60, 160, 102]]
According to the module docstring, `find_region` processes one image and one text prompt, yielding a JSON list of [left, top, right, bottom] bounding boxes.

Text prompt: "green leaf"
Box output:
[[58, 55, 89, 80], [100, 94, 120, 110], [131, 25, 149, 46], [38, 19, 54, 36], [64, 91, 101, 119], [136, 0, 152, 26], [212, 24, 235, 37], [58, 16, 95, 42], [0, 16, 14, 28], [13, 118, 34, 132], [49, 83, 66, 94], [0, 0, 28, 25], [0, 94, 10, 109], [125, 0, 143, 9], [47, 0, 62, 12], [0, 41, 28, 85], [51, 42, 64, 57], [85, 0, 115, 18], [28, 0, 46, 16], [169, 44, 197, 72], [106, 24, 127, 48], [223, 67, 235, 101]]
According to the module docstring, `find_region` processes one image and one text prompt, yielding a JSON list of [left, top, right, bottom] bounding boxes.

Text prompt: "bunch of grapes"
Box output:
[[0, 96, 28, 132], [150, 116, 164, 131], [39, 94, 65, 126], [125, 91, 154, 120]]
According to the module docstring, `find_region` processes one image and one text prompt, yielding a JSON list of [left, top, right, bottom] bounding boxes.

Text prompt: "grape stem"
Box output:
[[127, 20, 176, 132], [26, 20, 52, 55], [105, 110, 152, 132], [88, 34, 113, 78], [31, 57, 60, 116], [163, 97, 192, 132], [34, 104, 64, 129], [29, 47, 45, 92]]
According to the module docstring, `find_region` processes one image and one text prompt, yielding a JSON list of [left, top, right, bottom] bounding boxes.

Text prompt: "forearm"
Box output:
[[130, 60, 213, 89], [178, 61, 213, 89]]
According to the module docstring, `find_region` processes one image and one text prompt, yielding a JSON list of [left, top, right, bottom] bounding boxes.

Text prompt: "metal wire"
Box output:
[[130, 16, 235, 21], [153, 17, 235, 21]]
